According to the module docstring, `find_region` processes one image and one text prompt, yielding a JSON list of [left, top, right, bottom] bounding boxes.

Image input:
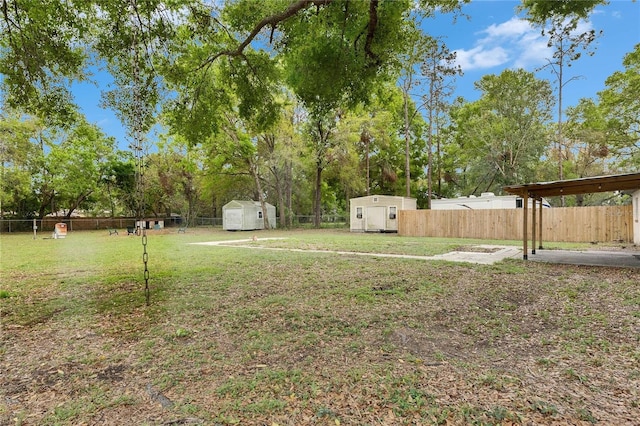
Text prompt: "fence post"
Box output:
[[523, 192, 528, 260], [539, 200, 543, 249], [532, 198, 537, 255]]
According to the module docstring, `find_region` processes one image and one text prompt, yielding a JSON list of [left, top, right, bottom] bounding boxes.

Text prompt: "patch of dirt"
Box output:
[[454, 245, 502, 253], [97, 364, 127, 382], [389, 325, 477, 363]]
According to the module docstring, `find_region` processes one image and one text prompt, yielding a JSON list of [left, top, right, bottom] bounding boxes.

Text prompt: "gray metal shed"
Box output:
[[350, 195, 417, 232], [223, 200, 276, 231]]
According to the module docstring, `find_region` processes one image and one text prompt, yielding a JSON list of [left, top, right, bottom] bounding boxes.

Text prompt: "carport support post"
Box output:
[[538, 198, 543, 250], [523, 191, 528, 260], [532, 197, 536, 255]]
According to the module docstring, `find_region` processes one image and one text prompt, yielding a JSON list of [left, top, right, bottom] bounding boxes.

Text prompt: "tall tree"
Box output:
[[420, 37, 461, 207], [0, 0, 85, 123], [147, 136, 205, 224], [203, 110, 276, 229], [280, 0, 412, 226], [12, 116, 117, 219], [398, 27, 430, 198], [598, 44, 640, 167], [449, 69, 554, 194], [304, 111, 338, 228], [100, 154, 136, 217], [565, 99, 611, 171], [526, 5, 602, 205], [47, 119, 117, 218], [259, 98, 304, 228], [0, 111, 41, 217], [545, 99, 615, 206], [332, 99, 397, 203], [520, 0, 605, 22], [336, 95, 400, 200]]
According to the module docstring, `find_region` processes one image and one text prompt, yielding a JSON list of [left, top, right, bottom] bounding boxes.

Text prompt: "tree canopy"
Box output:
[[1, 0, 597, 128]]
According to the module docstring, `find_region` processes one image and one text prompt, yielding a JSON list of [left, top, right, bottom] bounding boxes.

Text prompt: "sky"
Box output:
[[73, 0, 640, 149], [423, 0, 640, 106]]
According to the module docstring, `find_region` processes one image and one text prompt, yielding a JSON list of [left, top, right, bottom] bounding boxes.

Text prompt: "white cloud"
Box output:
[[573, 18, 594, 35], [452, 17, 543, 72], [481, 17, 533, 40], [452, 16, 594, 73], [513, 37, 550, 69], [454, 45, 510, 70]]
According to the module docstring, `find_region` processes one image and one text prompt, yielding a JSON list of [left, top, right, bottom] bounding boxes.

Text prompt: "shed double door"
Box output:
[[366, 206, 386, 231], [225, 208, 243, 230]]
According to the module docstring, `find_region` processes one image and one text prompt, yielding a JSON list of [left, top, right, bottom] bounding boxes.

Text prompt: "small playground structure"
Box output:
[[53, 223, 67, 239]]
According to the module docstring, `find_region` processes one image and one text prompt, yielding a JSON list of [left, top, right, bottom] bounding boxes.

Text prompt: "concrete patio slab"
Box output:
[[529, 249, 640, 268], [431, 246, 522, 265], [191, 239, 522, 265]]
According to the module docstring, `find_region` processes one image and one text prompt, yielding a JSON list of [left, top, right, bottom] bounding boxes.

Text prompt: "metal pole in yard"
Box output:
[[538, 199, 544, 250], [523, 192, 528, 260], [532, 197, 537, 255]]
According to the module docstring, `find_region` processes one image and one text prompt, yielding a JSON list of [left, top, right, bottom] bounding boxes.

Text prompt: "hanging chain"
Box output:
[[142, 219, 150, 305], [138, 151, 150, 306], [131, 17, 150, 306]]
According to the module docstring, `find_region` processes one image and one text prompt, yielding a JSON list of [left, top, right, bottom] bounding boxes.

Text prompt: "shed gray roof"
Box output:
[[224, 200, 274, 208]]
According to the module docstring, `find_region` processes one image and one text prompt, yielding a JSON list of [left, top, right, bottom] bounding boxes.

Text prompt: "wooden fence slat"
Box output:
[[399, 205, 634, 243]]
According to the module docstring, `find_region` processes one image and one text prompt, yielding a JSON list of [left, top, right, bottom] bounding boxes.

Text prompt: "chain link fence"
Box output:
[[1, 215, 348, 233]]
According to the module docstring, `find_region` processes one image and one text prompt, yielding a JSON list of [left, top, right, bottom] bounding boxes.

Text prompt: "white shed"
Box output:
[[350, 195, 417, 232], [223, 200, 276, 231]]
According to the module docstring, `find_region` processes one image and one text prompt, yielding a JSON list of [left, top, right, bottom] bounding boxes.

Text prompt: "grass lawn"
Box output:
[[1, 228, 639, 425]]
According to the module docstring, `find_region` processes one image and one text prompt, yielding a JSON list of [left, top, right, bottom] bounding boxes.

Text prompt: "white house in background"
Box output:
[[431, 192, 551, 210], [222, 200, 276, 231], [350, 195, 417, 233]]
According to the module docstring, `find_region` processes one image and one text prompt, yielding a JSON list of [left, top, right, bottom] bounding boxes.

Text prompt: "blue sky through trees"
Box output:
[[72, 0, 640, 149]]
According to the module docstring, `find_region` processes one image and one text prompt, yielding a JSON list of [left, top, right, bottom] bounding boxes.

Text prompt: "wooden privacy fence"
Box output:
[[399, 205, 634, 243]]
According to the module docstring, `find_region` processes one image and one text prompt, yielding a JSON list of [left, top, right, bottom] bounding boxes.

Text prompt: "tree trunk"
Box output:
[[557, 41, 565, 206], [38, 191, 54, 219], [277, 186, 286, 229], [270, 164, 286, 229], [426, 79, 435, 209], [361, 128, 371, 196], [403, 80, 412, 197], [250, 162, 270, 229], [436, 108, 442, 197], [285, 158, 293, 227], [314, 163, 323, 228], [66, 191, 93, 219]]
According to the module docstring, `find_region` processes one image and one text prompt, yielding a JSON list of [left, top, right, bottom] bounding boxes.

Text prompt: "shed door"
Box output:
[[226, 208, 243, 229], [366, 206, 386, 231]]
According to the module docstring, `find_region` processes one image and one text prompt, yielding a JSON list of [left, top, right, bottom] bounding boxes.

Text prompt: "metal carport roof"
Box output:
[[504, 172, 640, 260], [503, 172, 640, 198]]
